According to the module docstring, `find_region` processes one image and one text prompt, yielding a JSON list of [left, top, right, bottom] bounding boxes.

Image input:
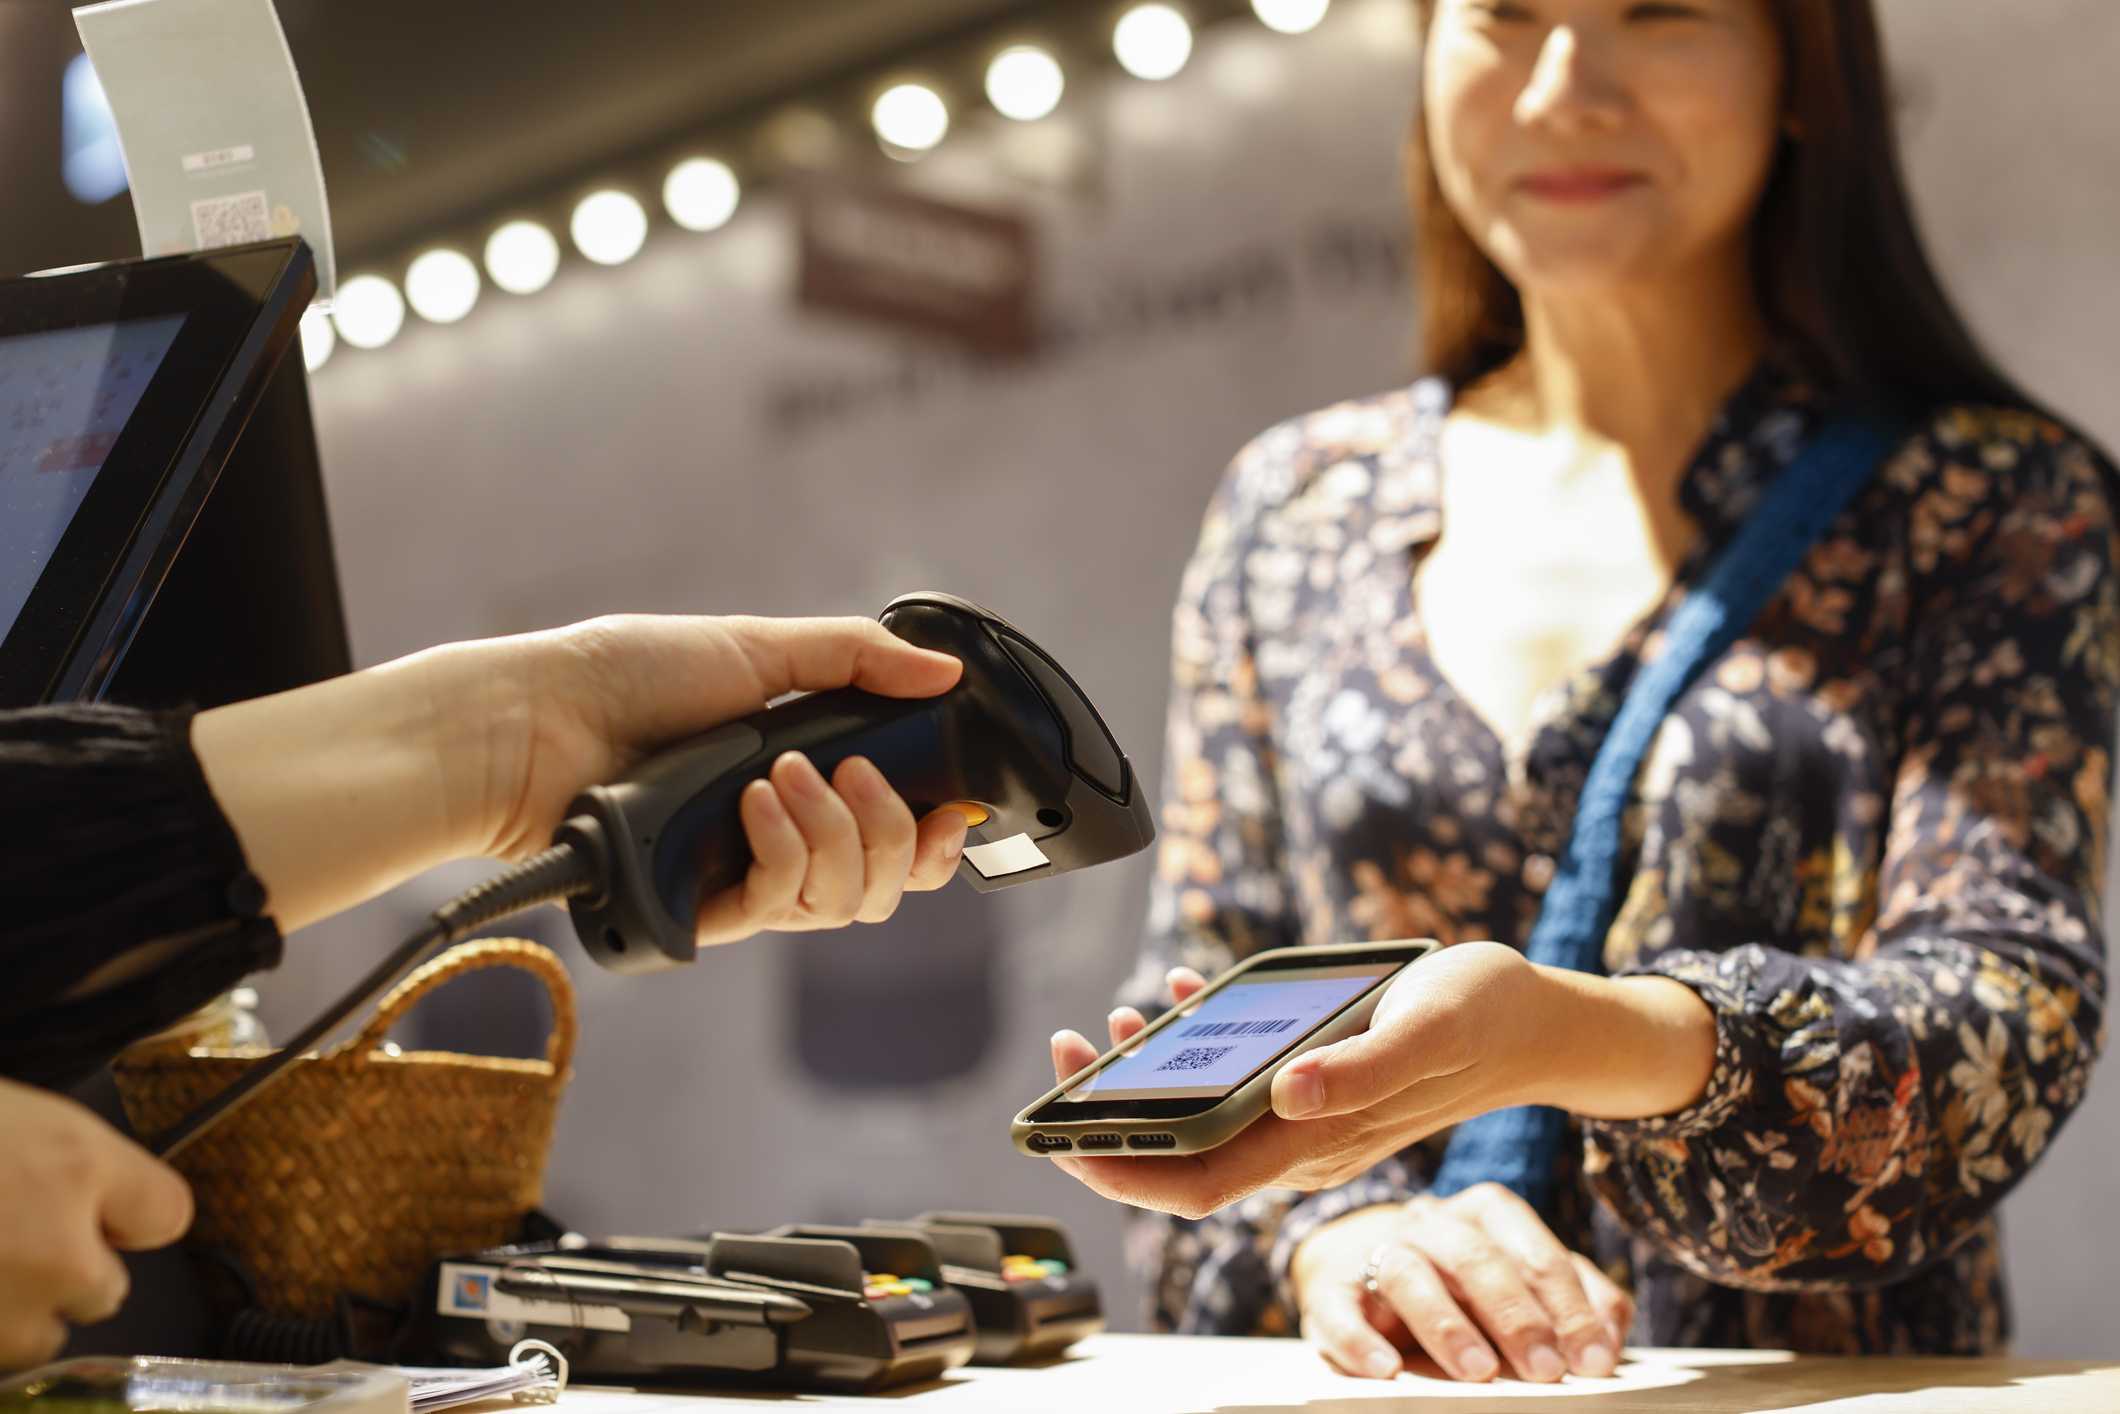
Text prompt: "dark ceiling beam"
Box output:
[[295, 0, 1049, 266]]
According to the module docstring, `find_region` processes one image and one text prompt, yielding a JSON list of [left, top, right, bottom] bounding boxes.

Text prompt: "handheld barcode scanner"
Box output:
[[152, 593, 1155, 1154], [563, 589, 1153, 975], [557, 593, 1156, 973]]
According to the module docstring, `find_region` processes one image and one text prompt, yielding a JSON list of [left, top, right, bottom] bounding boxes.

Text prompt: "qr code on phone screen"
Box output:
[[1156, 1046, 1235, 1073], [191, 191, 271, 250]]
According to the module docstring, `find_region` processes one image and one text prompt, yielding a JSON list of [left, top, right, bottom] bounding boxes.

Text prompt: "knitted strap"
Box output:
[[1428, 410, 1911, 1214]]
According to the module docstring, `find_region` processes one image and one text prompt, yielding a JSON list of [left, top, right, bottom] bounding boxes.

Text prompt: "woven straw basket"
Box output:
[[112, 937, 576, 1319]]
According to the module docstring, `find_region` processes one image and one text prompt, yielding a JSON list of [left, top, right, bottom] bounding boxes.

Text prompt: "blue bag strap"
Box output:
[[1428, 409, 1914, 1215]]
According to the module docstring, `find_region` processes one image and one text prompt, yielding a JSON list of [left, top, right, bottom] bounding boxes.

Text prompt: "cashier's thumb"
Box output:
[[100, 1144, 193, 1251]]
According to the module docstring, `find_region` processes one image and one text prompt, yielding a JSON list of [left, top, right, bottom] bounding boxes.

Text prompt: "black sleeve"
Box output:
[[0, 704, 282, 1091]]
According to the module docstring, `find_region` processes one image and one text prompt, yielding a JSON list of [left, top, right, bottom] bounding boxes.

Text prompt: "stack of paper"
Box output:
[[385, 1342, 566, 1413]]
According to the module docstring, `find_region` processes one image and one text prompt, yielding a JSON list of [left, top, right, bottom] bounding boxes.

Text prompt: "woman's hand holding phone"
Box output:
[[1045, 942, 1557, 1216], [1044, 940, 1712, 1383], [1047, 942, 1715, 1217]]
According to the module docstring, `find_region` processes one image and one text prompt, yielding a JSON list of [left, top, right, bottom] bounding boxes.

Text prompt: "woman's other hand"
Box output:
[[194, 614, 968, 936], [1292, 1190, 1629, 1383], [1043, 943, 1713, 1220], [0, 1078, 192, 1369]]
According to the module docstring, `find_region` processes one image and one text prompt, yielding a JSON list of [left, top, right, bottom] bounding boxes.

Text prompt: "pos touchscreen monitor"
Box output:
[[0, 237, 349, 709]]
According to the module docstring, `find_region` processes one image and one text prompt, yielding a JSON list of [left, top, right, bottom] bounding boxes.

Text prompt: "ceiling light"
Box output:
[[1114, 5, 1193, 80], [986, 46, 1065, 121], [485, 220, 560, 295], [872, 83, 949, 152], [1252, 0, 1329, 34], [331, 275, 405, 351], [664, 157, 740, 232], [299, 305, 334, 371], [404, 248, 481, 324], [571, 190, 648, 266]]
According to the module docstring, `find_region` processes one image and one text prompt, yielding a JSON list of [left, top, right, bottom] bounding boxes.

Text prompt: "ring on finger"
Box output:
[[1361, 1243, 1392, 1295]]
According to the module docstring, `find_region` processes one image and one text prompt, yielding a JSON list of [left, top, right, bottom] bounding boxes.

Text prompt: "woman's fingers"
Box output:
[[1300, 1273, 1406, 1380], [1051, 1029, 1102, 1086], [1371, 1242, 1503, 1382], [1461, 1185, 1618, 1376], [1571, 1252, 1635, 1353], [1108, 1006, 1148, 1048], [1167, 967, 1208, 1003], [1402, 1198, 1566, 1382]]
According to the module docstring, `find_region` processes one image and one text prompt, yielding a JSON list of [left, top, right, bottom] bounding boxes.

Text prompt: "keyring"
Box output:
[[1361, 1242, 1392, 1295]]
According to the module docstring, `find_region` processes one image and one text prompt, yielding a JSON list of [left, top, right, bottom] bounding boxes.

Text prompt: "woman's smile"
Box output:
[[1514, 164, 1649, 202]]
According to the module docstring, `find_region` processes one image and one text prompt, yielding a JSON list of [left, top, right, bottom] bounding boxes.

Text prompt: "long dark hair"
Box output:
[[1410, 0, 2024, 417]]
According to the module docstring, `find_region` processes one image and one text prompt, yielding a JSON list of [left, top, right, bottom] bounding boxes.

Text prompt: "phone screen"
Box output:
[[1067, 961, 1401, 1102]]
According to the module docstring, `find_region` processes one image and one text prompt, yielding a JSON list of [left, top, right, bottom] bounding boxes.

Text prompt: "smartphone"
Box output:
[[1011, 939, 1437, 1158]]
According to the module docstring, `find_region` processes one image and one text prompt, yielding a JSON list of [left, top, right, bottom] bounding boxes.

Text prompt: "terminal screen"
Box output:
[[1067, 961, 1400, 1102], [0, 315, 187, 645]]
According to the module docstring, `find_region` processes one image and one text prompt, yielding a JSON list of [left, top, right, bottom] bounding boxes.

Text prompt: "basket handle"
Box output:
[[338, 937, 578, 1073]]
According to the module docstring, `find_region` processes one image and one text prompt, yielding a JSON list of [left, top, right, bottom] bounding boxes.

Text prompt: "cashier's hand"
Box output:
[[194, 615, 970, 938], [0, 1077, 193, 1370]]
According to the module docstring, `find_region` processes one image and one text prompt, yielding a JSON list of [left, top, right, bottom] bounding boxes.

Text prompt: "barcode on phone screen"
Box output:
[[1177, 1017, 1298, 1039]]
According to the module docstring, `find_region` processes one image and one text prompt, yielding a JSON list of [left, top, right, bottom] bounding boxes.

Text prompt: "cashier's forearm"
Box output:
[[190, 638, 520, 933]]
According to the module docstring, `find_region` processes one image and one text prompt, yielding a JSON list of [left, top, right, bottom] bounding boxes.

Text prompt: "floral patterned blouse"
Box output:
[[1126, 358, 2117, 1354]]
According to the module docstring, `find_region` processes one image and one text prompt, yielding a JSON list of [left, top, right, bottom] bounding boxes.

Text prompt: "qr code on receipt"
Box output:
[[1155, 1046, 1235, 1073], [191, 191, 271, 250]]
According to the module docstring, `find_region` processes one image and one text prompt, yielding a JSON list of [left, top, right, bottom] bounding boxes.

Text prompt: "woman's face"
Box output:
[[1424, 0, 1785, 299]]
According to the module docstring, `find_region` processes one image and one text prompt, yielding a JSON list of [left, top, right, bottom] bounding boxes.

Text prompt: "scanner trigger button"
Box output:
[[927, 801, 991, 829]]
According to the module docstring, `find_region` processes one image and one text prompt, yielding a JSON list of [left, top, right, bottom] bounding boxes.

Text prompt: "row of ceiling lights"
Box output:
[[302, 0, 1333, 368]]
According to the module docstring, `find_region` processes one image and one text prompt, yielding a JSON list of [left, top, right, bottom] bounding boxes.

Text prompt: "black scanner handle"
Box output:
[[558, 594, 1154, 974]]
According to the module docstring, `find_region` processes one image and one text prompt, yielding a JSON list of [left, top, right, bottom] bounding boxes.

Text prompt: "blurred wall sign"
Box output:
[[798, 180, 1033, 355]]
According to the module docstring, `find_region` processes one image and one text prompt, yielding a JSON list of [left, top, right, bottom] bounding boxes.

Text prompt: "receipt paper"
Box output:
[[74, 0, 335, 301]]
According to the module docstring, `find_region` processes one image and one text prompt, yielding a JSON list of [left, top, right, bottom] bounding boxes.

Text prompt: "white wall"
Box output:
[[251, 0, 2120, 1353]]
